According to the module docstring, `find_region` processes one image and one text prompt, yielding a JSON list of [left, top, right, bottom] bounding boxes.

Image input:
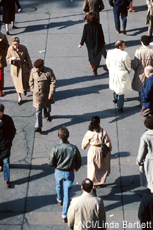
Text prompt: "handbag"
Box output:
[[100, 129, 110, 158]]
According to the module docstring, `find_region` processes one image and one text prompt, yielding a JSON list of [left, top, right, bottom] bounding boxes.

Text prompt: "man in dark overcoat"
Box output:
[[29, 59, 56, 133], [0, 0, 21, 35], [109, 0, 131, 34], [0, 104, 16, 188]]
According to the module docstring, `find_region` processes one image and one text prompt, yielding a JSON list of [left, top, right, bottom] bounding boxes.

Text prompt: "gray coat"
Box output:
[[137, 130, 153, 192], [132, 45, 153, 92]]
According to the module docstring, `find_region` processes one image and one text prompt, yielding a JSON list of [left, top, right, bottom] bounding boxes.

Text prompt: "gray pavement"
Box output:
[[0, 0, 150, 229]]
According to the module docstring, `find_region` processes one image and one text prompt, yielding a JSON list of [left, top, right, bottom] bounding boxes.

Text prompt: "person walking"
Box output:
[[29, 59, 56, 133], [7, 36, 32, 105], [141, 66, 153, 120], [0, 104, 16, 188], [82, 116, 112, 195], [106, 40, 132, 112], [146, 0, 153, 38], [78, 12, 105, 76], [132, 35, 153, 103], [67, 178, 106, 230], [109, 0, 131, 34], [0, 32, 9, 96], [82, 0, 104, 22], [0, 0, 21, 35], [48, 127, 82, 223], [137, 115, 153, 192]]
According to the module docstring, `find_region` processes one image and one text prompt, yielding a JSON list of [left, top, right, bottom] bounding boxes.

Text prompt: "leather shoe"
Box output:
[[118, 107, 123, 113], [115, 29, 120, 34], [93, 68, 97, 76], [62, 217, 67, 223], [35, 128, 42, 133], [47, 116, 52, 122], [6, 31, 10, 35], [56, 195, 62, 206], [5, 181, 10, 188], [12, 26, 18, 29], [113, 99, 117, 103]]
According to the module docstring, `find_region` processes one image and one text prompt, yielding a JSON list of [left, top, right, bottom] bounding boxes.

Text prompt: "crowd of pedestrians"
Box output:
[[1, 0, 153, 229]]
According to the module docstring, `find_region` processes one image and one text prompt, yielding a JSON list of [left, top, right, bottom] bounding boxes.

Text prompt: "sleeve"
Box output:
[[99, 199, 106, 230], [82, 131, 90, 150], [82, 0, 89, 12], [99, 0, 104, 12], [48, 147, 57, 167], [124, 53, 131, 74], [136, 136, 148, 165], [25, 47, 33, 70], [49, 70, 56, 96], [74, 147, 82, 171], [67, 199, 75, 229], [133, 51, 139, 72], [109, 0, 114, 7], [103, 130, 112, 150], [15, 0, 21, 9], [9, 117, 16, 144], [29, 69, 34, 93], [80, 25, 87, 46]]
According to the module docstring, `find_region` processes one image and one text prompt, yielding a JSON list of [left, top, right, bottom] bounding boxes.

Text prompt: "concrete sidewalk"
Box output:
[[0, 0, 150, 229]]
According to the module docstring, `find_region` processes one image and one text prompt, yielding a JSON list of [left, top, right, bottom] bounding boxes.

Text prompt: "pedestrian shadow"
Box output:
[[132, 4, 147, 12], [126, 26, 148, 36], [99, 174, 151, 212], [10, 163, 54, 187], [81, 156, 87, 166], [111, 151, 130, 159]]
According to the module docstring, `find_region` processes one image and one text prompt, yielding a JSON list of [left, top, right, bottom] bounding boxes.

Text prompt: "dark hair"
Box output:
[[0, 104, 4, 113], [34, 59, 44, 68], [115, 40, 125, 49], [88, 116, 100, 132], [141, 35, 150, 46], [58, 126, 69, 142], [82, 178, 93, 193], [144, 115, 153, 129], [85, 11, 98, 24]]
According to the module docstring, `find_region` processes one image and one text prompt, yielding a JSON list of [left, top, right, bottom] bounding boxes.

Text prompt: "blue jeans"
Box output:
[[3, 157, 10, 182], [113, 7, 127, 31], [55, 169, 74, 217], [113, 92, 124, 108]]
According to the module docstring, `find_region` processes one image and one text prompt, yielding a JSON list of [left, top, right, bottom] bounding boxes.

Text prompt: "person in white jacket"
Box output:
[[106, 40, 132, 112]]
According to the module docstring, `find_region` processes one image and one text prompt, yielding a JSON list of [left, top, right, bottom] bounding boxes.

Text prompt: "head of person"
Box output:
[[11, 36, 20, 49], [144, 115, 153, 130], [141, 35, 150, 46], [115, 40, 125, 51], [58, 126, 69, 142], [85, 11, 98, 24], [144, 65, 153, 78], [81, 178, 93, 193], [88, 116, 100, 132], [34, 59, 44, 72], [0, 104, 4, 118]]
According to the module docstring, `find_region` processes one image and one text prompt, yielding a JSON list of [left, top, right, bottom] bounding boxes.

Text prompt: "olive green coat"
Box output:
[[29, 67, 56, 109]]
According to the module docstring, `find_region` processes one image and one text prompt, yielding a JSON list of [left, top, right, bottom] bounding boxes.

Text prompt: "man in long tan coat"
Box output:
[[7, 36, 32, 104], [146, 0, 153, 37], [29, 59, 56, 133], [82, 0, 104, 22], [67, 178, 106, 230], [132, 35, 153, 103], [0, 32, 9, 96]]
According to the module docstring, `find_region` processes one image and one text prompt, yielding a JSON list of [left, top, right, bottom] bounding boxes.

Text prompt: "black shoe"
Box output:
[[18, 100, 22, 105], [12, 26, 18, 29], [93, 68, 97, 76], [113, 99, 117, 103], [47, 116, 52, 122], [122, 29, 126, 35], [6, 31, 10, 35], [24, 91, 27, 96], [118, 107, 123, 113], [35, 128, 42, 133]]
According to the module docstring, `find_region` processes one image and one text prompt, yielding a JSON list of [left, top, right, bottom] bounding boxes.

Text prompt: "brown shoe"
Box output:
[[129, 8, 137, 12], [62, 217, 67, 223], [56, 195, 62, 206], [115, 29, 120, 34]]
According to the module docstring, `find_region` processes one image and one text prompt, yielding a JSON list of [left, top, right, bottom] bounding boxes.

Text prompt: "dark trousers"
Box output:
[[113, 7, 127, 32]]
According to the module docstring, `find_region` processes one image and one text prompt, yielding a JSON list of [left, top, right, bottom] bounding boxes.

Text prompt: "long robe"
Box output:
[[82, 128, 112, 185]]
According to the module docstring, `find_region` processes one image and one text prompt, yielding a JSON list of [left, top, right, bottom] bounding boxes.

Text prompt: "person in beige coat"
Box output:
[[7, 36, 32, 105], [106, 40, 132, 112], [29, 59, 56, 133], [67, 178, 106, 230], [132, 35, 153, 103], [0, 32, 9, 96], [82, 0, 104, 22], [146, 0, 153, 37], [136, 116, 153, 192], [82, 116, 112, 195]]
